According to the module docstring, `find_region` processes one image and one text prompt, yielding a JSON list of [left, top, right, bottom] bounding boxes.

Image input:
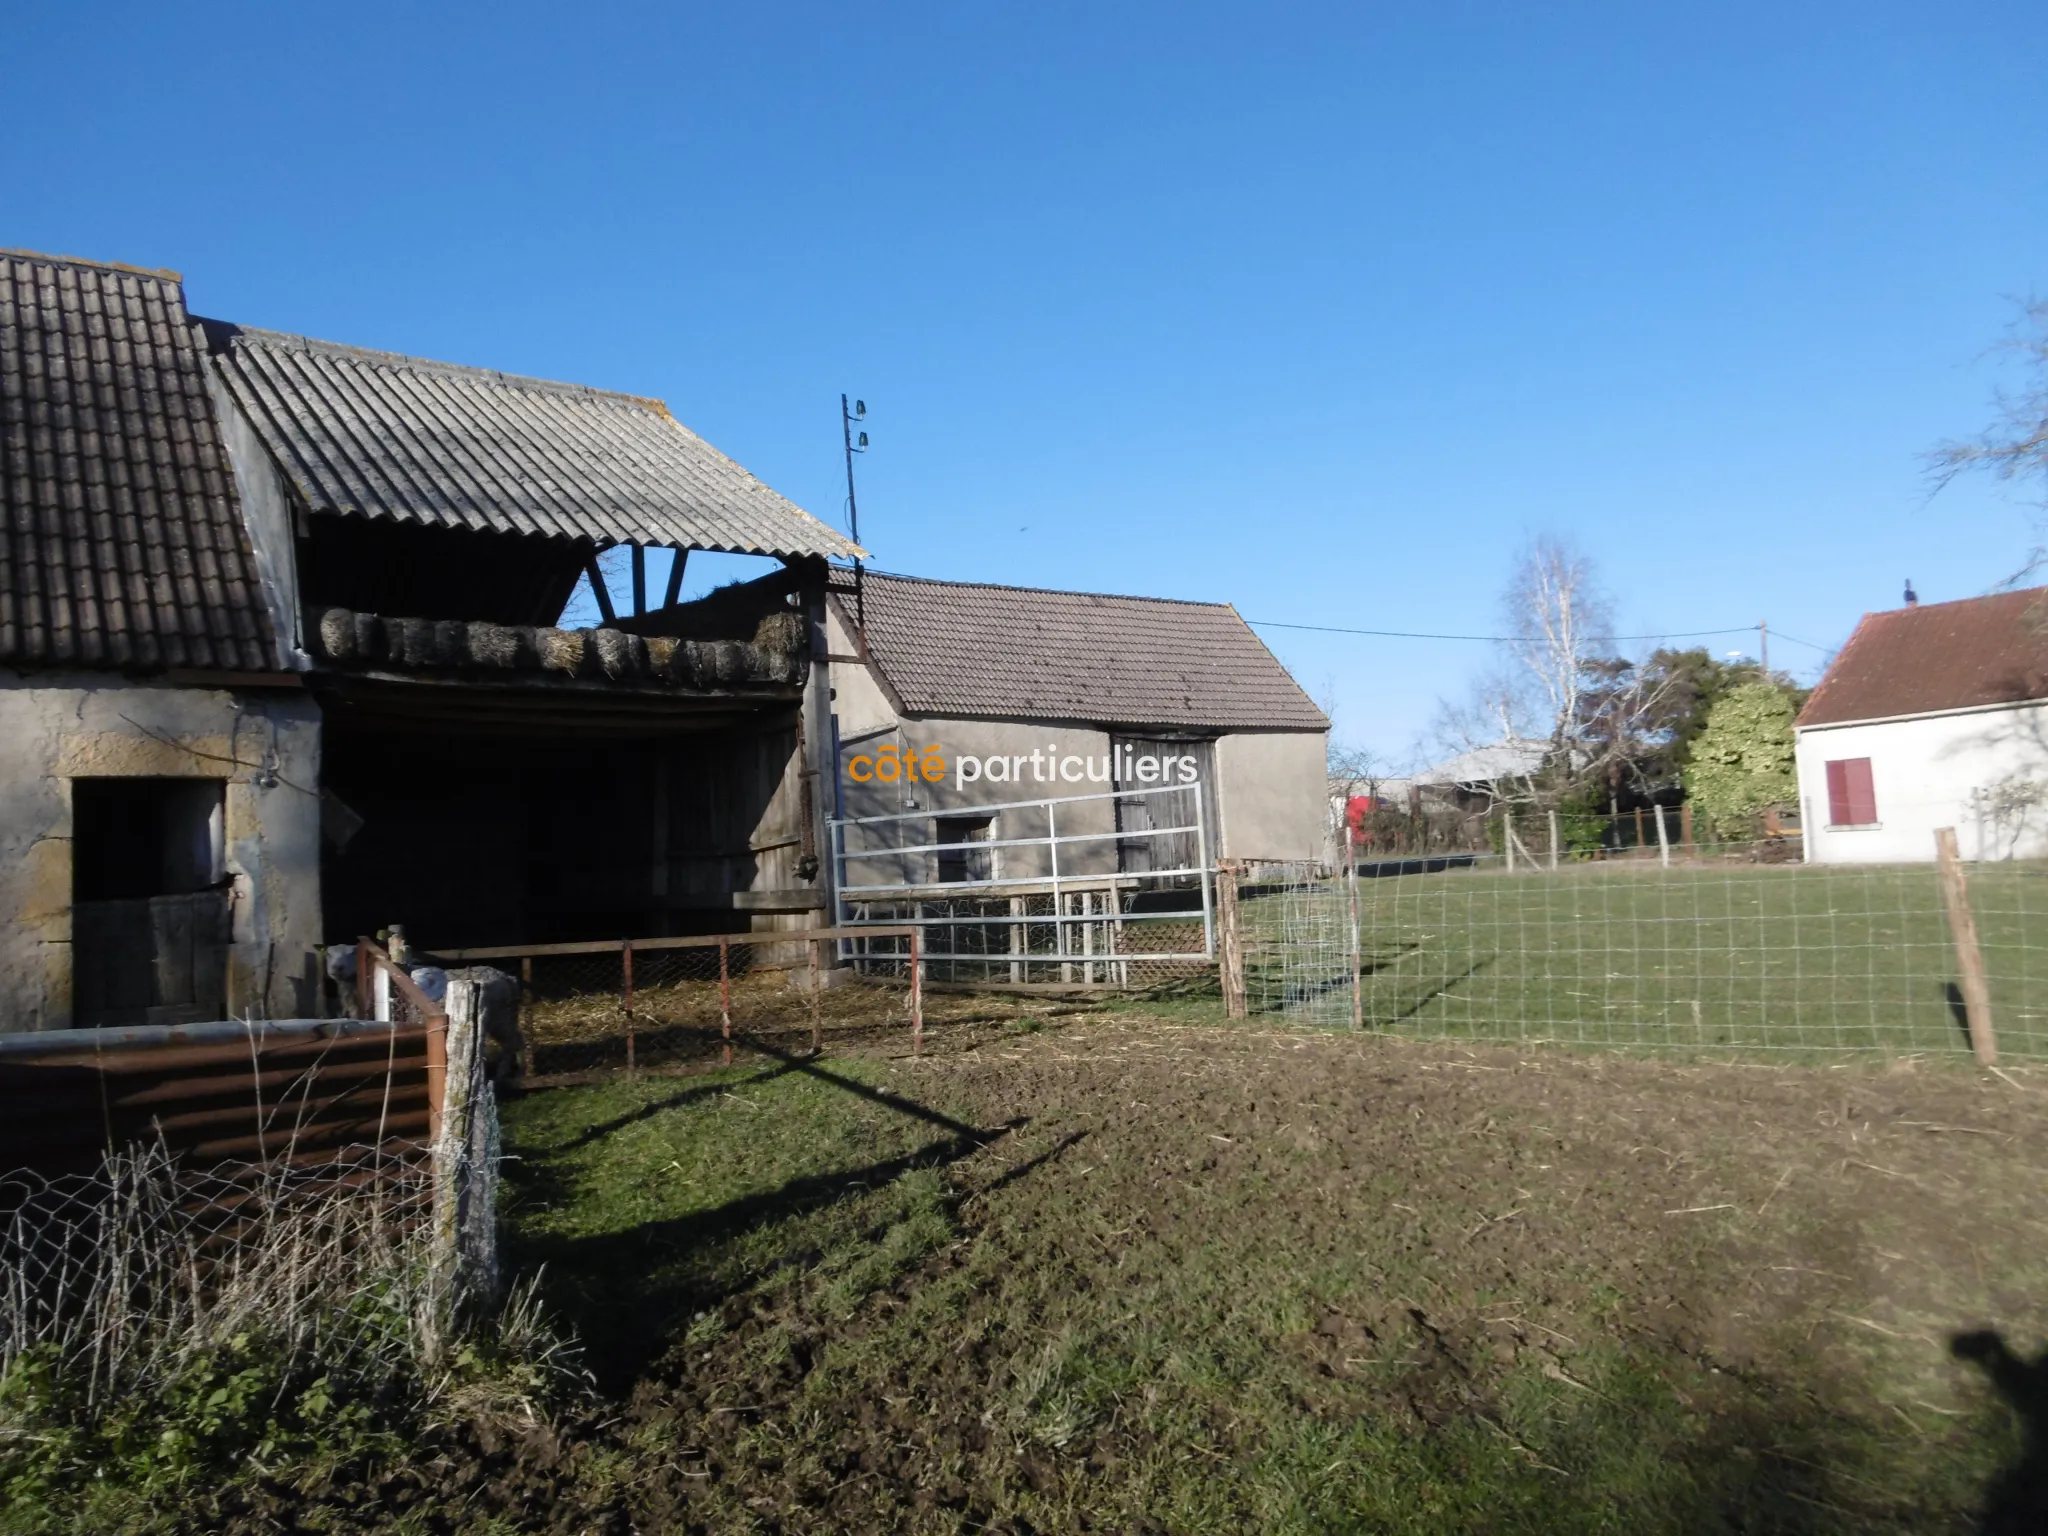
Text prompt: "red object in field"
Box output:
[[1345, 795, 1375, 846]]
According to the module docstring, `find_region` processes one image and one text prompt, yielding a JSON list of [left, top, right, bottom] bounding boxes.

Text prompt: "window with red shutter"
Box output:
[[1825, 758, 1876, 826]]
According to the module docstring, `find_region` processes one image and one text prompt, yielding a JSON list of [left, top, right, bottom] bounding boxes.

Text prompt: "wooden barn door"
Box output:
[[1112, 737, 1217, 876]]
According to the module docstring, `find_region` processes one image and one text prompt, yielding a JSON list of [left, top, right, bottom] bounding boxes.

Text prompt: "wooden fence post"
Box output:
[[810, 937, 824, 1054], [519, 956, 535, 1080], [1680, 803, 1695, 856], [909, 927, 924, 1055], [1345, 851, 1364, 1032], [1935, 827, 1998, 1066], [718, 938, 733, 1067], [621, 939, 636, 1077], [1217, 861, 1247, 1019]]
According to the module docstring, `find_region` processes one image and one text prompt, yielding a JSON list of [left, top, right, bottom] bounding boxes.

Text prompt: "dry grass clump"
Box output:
[[0, 1145, 581, 1522]]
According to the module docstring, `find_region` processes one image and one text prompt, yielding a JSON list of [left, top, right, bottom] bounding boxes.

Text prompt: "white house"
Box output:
[[1795, 587, 2048, 864]]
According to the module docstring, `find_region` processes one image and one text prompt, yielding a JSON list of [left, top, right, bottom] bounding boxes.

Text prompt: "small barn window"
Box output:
[[1824, 758, 1878, 828], [934, 816, 995, 884]]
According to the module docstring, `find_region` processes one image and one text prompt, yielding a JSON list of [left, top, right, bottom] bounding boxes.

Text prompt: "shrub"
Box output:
[[1683, 681, 1798, 839]]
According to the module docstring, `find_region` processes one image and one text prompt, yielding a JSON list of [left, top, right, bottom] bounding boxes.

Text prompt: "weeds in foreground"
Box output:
[[0, 1146, 584, 1531]]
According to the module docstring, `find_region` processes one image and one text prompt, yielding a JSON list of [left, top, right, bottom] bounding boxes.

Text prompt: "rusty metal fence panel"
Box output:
[[0, 942, 445, 1181], [431, 925, 923, 1084]]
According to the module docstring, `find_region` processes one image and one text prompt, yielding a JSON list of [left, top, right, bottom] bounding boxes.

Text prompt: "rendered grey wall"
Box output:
[[0, 673, 324, 1032], [836, 717, 1123, 886], [1214, 730, 1328, 863]]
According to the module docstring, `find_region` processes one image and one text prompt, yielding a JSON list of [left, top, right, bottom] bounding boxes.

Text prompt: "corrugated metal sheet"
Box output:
[[0, 250, 277, 671], [208, 324, 864, 561], [1798, 588, 2048, 727], [0, 1017, 434, 1176], [842, 570, 1329, 731]]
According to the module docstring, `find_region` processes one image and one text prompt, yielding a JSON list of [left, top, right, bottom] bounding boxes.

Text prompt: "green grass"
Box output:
[[499, 1055, 990, 1386], [488, 1031, 2041, 1533], [1245, 860, 2048, 1057]]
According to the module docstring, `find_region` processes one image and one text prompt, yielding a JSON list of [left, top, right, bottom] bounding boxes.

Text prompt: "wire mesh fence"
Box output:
[[0, 1143, 438, 1404], [1241, 845, 2048, 1059]]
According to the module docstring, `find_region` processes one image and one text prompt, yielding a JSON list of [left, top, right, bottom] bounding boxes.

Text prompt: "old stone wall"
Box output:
[[0, 672, 323, 1032]]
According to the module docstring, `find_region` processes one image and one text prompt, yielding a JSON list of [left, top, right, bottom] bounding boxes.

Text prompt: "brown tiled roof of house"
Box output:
[[1796, 587, 2048, 728], [839, 570, 1328, 731], [0, 251, 276, 671]]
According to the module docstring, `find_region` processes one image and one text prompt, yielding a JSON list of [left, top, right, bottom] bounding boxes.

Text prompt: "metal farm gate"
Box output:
[[829, 783, 1215, 988]]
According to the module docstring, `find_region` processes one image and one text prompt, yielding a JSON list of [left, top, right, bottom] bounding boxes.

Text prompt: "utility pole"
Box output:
[[841, 394, 867, 631], [1760, 620, 1769, 676]]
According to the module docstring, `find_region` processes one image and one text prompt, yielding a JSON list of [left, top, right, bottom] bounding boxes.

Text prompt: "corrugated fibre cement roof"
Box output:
[[206, 323, 864, 561]]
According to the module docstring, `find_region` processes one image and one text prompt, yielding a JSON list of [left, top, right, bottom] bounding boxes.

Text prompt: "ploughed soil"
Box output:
[[231, 1013, 2048, 1533]]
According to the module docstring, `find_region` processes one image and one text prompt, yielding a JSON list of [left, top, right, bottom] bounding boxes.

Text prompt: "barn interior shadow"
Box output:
[[1952, 1329, 2048, 1533]]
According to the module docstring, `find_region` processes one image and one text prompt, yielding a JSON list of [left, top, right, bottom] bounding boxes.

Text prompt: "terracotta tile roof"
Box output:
[[841, 570, 1328, 731], [206, 324, 865, 561], [1796, 587, 2048, 727], [0, 251, 276, 671]]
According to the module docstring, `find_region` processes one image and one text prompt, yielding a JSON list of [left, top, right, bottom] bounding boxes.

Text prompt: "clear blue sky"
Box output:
[[10, 1, 2045, 765]]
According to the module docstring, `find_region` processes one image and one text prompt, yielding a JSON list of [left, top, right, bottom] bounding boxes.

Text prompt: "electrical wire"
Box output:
[[1765, 630, 1836, 654], [1245, 619, 1774, 644]]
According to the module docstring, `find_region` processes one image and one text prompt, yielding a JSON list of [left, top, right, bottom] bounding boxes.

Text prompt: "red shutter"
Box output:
[[1826, 758, 1876, 826], [1845, 758, 1876, 825]]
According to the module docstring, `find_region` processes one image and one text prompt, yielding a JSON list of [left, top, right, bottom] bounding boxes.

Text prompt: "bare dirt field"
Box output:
[[227, 1012, 2048, 1533]]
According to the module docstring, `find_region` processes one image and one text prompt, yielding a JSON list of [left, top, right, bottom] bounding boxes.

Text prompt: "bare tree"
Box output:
[[1501, 534, 1615, 756], [559, 545, 633, 628], [1433, 536, 1686, 815], [1432, 537, 1613, 800], [1327, 742, 1383, 802], [1929, 299, 2048, 583]]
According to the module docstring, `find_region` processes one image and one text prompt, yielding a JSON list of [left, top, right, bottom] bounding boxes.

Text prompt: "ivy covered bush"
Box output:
[[1682, 681, 1798, 839]]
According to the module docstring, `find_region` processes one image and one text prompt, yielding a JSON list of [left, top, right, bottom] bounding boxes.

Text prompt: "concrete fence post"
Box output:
[[427, 978, 498, 1360]]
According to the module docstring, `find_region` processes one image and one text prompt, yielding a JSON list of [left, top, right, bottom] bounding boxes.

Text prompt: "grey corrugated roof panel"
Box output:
[[842, 570, 1329, 731], [207, 325, 866, 561], [0, 250, 275, 671]]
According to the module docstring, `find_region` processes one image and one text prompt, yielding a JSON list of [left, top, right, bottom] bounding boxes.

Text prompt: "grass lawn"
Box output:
[[1243, 860, 2048, 1059], [474, 1013, 2048, 1533]]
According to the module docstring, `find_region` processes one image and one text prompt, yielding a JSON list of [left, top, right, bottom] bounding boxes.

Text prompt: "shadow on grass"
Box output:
[[1952, 1330, 2048, 1533], [1389, 953, 1498, 1024], [506, 1036, 1024, 1389], [537, 1061, 802, 1153]]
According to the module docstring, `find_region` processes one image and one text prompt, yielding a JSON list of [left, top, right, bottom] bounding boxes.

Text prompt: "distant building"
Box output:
[[826, 571, 1329, 891], [1795, 588, 2048, 863], [1413, 739, 1548, 807]]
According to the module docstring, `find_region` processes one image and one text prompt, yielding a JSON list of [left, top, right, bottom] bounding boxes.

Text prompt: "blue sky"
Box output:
[[9, 1, 2045, 765]]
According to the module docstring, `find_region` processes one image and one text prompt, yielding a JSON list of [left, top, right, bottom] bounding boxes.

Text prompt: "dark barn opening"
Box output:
[[316, 691, 807, 951], [71, 777, 230, 1027]]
